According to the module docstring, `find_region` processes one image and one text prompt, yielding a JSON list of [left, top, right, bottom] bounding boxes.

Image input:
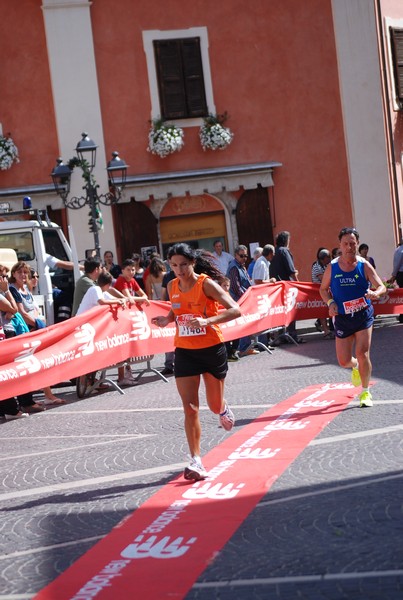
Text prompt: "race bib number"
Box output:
[[343, 296, 367, 314], [177, 314, 206, 337]]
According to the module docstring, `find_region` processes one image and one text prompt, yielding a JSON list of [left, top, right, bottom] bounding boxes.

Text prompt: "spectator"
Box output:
[[76, 271, 129, 387], [131, 253, 145, 291], [387, 239, 403, 323], [270, 231, 306, 344], [44, 253, 84, 272], [113, 259, 150, 306], [247, 247, 263, 279], [226, 245, 259, 357], [142, 252, 160, 291], [113, 258, 150, 384], [72, 259, 103, 316], [252, 244, 276, 284], [220, 276, 239, 361], [358, 243, 376, 269], [9, 262, 63, 409], [212, 240, 233, 275], [331, 247, 342, 259], [23, 266, 67, 405], [76, 271, 126, 315], [145, 257, 167, 300], [103, 250, 122, 280], [0, 288, 29, 420], [311, 248, 334, 338]]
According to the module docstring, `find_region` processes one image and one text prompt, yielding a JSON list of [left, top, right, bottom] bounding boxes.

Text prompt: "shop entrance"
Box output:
[[160, 194, 228, 257]]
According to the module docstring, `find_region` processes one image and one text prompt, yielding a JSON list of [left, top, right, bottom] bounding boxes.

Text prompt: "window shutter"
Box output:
[[154, 38, 207, 119], [390, 27, 403, 108], [154, 40, 187, 119], [181, 38, 207, 117]]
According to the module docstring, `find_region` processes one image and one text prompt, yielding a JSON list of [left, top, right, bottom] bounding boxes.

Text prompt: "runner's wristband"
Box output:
[[327, 299, 335, 307]]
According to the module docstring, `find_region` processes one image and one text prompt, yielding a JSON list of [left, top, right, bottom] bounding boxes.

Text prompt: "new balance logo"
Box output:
[[182, 482, 245, 500], [121, 535, 196, 559], [129, 311, 151, 341], [14, 341, 42, 375], [229, 448, 280, 460]]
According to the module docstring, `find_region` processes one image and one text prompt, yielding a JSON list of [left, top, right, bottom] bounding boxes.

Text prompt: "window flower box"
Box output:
[[199, 112, 234, 151], [0, 134, 19, 170], [147, 119, 184, 158]]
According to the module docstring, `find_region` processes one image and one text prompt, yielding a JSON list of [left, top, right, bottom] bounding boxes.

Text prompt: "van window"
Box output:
[[0, 232, 34, 261], [42, 229, 69, 264]]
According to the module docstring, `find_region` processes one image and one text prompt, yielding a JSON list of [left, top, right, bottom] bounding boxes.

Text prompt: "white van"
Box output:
[[0, 208, 75, 325]]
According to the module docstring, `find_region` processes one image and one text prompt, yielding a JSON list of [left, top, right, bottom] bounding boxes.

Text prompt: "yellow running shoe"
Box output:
[[351, 366, 361, 387], [359, 390, 373, 408]]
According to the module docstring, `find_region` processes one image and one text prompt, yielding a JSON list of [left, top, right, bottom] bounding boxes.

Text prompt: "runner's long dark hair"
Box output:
[[167, 243, 224, 284]]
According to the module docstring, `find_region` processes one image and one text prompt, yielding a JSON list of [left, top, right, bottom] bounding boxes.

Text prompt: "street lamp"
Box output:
[[51, 132, 128, 258]]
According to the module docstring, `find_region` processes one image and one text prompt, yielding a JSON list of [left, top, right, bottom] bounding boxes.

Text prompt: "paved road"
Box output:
[[0, 316, 402, 599]]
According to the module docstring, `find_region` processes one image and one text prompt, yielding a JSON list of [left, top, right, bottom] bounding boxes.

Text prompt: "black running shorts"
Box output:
[[334, 304, 374, 339], [174, 343, 228, 379]]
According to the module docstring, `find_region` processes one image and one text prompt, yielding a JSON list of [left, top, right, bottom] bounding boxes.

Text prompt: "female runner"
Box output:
[[152, 243, 241, 481]]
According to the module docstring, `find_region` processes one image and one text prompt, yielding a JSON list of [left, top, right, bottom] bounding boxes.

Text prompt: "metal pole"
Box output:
[[88, 184, 101, 259]]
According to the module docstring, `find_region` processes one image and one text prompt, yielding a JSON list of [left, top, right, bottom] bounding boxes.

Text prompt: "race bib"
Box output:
[[177, 314, 206, 337], [343, 296, 367, 314]]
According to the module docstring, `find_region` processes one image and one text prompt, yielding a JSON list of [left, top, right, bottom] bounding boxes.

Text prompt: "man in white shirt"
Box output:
[[252, 244, 276, 284], [212, 240, 233, 275], [76, 271, 134, 386], [76, 271, 126, 315]]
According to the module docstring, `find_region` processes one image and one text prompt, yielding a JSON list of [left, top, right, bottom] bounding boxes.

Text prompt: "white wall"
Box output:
[[331, 0, 396, 277], [42, 0, 116, 261]]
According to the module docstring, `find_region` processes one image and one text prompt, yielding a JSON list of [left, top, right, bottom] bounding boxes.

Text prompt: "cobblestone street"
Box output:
[[0, 317, 402, 600]]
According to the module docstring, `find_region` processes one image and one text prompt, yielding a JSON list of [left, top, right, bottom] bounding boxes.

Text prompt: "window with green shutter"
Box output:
[[153, 38, 208, 119], [390, 27, 403, 109]]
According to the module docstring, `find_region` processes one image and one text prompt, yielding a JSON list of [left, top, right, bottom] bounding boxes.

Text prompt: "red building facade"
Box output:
[[1, 0, 402, 279]]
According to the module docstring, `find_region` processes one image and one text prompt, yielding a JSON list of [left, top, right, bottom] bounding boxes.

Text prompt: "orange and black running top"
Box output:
[[170, 273, 224, 349]]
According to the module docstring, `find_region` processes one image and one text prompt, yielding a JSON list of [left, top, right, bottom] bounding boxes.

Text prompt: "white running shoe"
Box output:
[[4, 412, 29, 420], [184, 457, 208, 481], [219, 403, 235, 431]]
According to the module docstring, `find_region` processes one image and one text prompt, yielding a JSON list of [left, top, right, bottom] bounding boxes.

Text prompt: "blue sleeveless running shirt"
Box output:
[[330, 256, 370, 315]]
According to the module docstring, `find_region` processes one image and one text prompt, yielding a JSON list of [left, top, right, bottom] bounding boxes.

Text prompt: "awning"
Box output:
[[124, 161, 282, 201]]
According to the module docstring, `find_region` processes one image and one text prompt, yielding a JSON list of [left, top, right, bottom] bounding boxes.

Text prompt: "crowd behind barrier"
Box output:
[[1, 281, 402, 401]]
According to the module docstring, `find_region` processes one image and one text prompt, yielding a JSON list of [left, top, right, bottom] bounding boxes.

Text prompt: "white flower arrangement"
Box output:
[[0, 134, 19, 170], [147, 119, 184, 158], [199, 112, 234, 151]]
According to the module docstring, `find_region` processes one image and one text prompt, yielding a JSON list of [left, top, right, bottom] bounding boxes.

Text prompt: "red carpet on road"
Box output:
[[35, 383, 357, 600]]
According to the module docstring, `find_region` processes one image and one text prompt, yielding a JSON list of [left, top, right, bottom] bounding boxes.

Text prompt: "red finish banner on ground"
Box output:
[[0, 282, 402, 401], [33, 382, 357, 600]]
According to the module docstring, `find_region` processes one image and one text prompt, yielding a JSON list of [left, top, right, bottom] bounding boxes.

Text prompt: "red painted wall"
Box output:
[[0, 0, 353, 279], [0, 0, 59, 191], [90, 0, 352, 279]]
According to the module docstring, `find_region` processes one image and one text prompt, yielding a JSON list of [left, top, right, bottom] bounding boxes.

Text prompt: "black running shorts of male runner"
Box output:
[[333, 304, 374, 339]]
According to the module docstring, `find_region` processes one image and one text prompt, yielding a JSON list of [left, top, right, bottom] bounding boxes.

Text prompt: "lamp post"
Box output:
[[51, 132, 128, 258]]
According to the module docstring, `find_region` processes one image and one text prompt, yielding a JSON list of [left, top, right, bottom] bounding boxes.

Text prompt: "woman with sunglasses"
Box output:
[[320, 227, 386, 408], [152, 243, 241, 482], [9, 262, 66, 407]]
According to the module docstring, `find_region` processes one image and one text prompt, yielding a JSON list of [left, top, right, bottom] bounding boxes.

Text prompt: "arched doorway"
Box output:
[[236, 185, 273, 248], [114, 199, 158, 262]]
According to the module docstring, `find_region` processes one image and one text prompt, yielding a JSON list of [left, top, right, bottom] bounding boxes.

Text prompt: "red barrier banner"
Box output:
[[0, 282, 402, 401], [33, 382, 356, 600]]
